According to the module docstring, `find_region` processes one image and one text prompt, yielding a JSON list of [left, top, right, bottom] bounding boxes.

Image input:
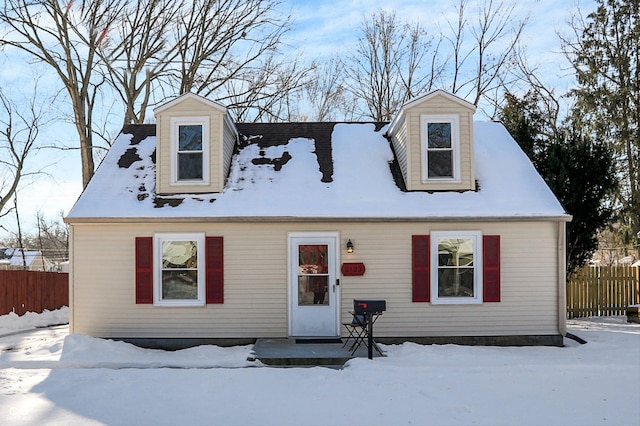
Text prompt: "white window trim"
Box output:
[[153, 233, 206, 307], [420, 114, 461, 183], [170, 116, 210, 186], [430, 231, 483, 305]]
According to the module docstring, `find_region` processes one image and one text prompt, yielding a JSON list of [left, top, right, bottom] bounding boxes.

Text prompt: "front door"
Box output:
[[289, 233, 339, 337]]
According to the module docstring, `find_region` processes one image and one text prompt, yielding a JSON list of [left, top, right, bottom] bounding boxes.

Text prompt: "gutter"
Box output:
[[65, 214, 573, 225], [558, 220, 567, 337], [68, 225, 75, 334]]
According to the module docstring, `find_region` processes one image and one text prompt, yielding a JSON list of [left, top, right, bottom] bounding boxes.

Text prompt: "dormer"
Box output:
[[386, 89, 476, 192], [154, 93, 238, 195]]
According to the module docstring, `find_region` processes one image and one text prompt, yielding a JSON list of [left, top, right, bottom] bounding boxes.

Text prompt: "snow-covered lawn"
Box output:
[[0, 310, 638, 426]]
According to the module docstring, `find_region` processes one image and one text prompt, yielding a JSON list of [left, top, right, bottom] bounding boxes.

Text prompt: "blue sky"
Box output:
[[1, 0, 595, 239], [287, 0, 579, 58]]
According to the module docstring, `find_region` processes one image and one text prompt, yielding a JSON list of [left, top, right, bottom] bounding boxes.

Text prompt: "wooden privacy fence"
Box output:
[[0, 270, 68, 316], [567, 266, 640, 318]]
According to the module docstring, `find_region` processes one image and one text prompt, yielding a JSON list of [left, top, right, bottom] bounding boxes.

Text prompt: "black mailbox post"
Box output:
[[353, 299, 386, 359]]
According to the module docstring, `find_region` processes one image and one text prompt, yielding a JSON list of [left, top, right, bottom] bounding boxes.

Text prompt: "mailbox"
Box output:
[[353, 299, 386, 315]]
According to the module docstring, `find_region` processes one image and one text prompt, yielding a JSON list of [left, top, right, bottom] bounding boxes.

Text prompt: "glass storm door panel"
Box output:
[[289, 235, 339, 336], [298, 245, 329, 306]]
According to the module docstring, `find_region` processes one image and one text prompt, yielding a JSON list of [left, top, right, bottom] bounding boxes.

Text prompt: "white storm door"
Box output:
[[289, 233, 339, 337]]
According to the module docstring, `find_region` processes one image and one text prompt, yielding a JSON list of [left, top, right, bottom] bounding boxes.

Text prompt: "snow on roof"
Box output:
[[0, 248, 43, 267], [66, 121, 567, 220]]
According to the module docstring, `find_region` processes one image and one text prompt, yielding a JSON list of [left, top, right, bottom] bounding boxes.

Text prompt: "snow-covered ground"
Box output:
[[0, 308, 69, 336], [0, 309, 638, 426]]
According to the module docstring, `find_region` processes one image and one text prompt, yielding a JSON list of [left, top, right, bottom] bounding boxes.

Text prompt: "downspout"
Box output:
[[68, 225, 74, 334], [557, 220, 567, 336]]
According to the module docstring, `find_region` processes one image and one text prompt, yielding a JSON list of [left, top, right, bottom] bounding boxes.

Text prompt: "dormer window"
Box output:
[[178, 124, 203, 179], [421, 114, 460, 182], [171, 117, 209, 185]]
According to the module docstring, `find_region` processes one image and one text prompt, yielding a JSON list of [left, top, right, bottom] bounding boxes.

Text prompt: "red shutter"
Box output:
[[412, 235, 430, 302], [135, 237, 153, 304], [206, 236, 224, 304], [483, 235, 501, 302]]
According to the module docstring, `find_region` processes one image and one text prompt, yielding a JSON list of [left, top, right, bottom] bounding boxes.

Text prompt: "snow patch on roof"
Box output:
[[67, 122, 566, 219]]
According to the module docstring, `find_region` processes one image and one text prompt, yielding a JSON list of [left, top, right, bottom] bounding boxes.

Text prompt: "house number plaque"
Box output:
[[341, 262, 366, 276]]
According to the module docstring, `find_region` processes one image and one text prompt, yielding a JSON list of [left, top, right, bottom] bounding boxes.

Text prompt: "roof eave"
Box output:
[[65, 214, 572, 224], [402, 89, 477, 111], [153, 92, 227, 114]]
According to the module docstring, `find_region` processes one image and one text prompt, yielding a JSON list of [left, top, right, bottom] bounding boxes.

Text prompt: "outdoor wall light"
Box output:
[[346, 239, 354, 253]]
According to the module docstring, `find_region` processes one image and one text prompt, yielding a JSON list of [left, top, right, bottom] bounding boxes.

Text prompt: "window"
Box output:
[[178, 124, 203, 180], [412, 234, 500, 304], [135, 236, 224, 305], [153, 233, 205, 306], [430, 231, 482, 304], [171, 117, 209, 185], [421, 114, 460, 182]]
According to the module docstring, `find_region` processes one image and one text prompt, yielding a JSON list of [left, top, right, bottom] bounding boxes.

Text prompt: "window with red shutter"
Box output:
[[412, 235, 430, 302], [136, 234, 224, 306], [413, 233, 501, 305]]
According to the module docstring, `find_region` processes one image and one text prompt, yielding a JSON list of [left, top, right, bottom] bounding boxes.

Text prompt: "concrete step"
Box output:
[[250, 338, 384, 367]]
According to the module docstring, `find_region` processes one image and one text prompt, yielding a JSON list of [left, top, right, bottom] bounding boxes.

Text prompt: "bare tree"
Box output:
[[343, 10, 444, 121], [498, 48, 567, 140], [303, 58, 346, 121], [13, 195, 27, 268], [0, 0, 126, 188], [1, 0, 311, 188], [268, 60, 317, 122], [99, 0, 312, 124], [341, 2, 525, 121], [171, 0, 307, 113], [445, 0, 527, 106], [221, 53, 314, 123], [99, 0, 181, 125], [0, 91, 44, 219], [35, 211, 69, 264]]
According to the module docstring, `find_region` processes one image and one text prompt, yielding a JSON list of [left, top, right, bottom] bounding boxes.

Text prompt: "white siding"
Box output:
[[388, 114, 409, 186], [222, 115, 238, 185], [70, 221, 561, 338]]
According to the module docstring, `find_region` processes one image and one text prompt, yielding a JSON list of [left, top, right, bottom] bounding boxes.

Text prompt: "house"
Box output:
[[65, 90, 570, 346], [0, 248, 53, 271]]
